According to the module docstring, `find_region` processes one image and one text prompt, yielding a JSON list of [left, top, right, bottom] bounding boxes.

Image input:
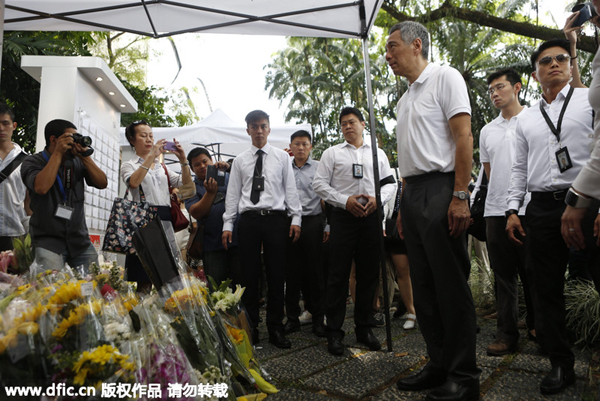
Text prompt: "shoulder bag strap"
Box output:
[[0, 151, 27, 184]]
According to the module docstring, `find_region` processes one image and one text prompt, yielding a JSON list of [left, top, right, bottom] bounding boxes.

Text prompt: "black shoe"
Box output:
[[368, 311, 385, 327], [284, 320, 301, 334], [268, 330, 291, 349], [540, 366, 575, 395], [252, 328, 260, 345], [356, 329, 381, 351], [327, 337, 344, 355], [425, 380, 480, 401], [397, 368, 446, 391], [312, 322, 327, 338]]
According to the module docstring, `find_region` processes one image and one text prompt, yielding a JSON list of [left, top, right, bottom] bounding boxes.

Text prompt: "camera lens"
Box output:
[[72, 133, 93, 147]]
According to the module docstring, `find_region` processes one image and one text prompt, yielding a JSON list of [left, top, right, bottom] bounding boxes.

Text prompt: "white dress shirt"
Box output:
[[395, 63, 471, 178], [0, 143, 27, 236], [313, 140, 397, 209], [223, 143, 302, 232], [507, 84, 594, 210], [121, 157, 181, 206], [479, 109, 530, 217], [573, 47, 600, 200]]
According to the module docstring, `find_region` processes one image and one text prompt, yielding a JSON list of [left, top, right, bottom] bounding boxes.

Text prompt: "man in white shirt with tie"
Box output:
[[222, 110, 302, 349], [506, 38, 600, 395]]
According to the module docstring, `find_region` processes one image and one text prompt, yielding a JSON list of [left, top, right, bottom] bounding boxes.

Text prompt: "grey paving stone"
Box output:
[[261, 342, 364, 382], [266, 387, 341, 400], [372, 367, 493, 401], [482, 371, 585, 401], [301, 350, 413, 399]]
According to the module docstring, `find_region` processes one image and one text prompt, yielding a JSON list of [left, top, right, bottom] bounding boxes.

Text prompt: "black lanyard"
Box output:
[[539, 86, 574, 146]]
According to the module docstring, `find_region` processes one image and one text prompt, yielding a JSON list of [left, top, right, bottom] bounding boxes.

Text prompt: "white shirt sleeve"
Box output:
[[378, 148, 397, 206], [313, 148, 350, 209], [281, 152, 302, 226], [507, 120, 529, 211], [223, 160, 242, 232]]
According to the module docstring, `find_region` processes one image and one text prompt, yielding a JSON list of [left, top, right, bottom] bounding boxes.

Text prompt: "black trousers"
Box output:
[[401, 172, 480, 384], [486, 216, 536, 342], [238, 212, 288, 332], [285, 214, 326, 323], [326, 208, 380, 338], [525, 194, 600, 369]]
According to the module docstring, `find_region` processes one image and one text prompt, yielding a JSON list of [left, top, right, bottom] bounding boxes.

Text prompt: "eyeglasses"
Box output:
[[487, 83, 506, 95], [537, 54, 571, 66]]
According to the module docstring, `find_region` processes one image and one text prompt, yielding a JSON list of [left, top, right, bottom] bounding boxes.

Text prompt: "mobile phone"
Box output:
[[207, 165, 226, 186], [572, 4, 592, 27], [164, 141, 177, 151]]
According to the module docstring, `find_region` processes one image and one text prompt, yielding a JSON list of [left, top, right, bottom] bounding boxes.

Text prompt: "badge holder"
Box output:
[[353, 163, 364, 179], [555, 147, 573, 173], [252, 176, 265, 192]]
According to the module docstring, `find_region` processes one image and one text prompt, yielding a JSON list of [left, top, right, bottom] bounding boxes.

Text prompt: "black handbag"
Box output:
[[102, 186, 158, 254], [467, 170, 488, 242]]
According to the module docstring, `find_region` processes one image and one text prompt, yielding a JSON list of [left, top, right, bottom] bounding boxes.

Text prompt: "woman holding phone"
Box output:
[[122, 120, 192, 293]]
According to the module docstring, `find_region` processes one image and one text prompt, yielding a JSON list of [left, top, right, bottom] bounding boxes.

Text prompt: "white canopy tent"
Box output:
[[2, 0, 395, 348], [120, 108, 312, 170]]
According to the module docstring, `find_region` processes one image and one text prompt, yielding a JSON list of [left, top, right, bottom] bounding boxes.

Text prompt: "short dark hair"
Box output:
[[125, 120, 150, 147], [245, 110, 270, 126], [487, 68, 522, 86], [339, 107, 364, 124], [44, 119, 77, 147], [0, 103, 16, 122], [290, 130, 311, 143], [187, 147, 211, 165], [530, 39, 571, 70]]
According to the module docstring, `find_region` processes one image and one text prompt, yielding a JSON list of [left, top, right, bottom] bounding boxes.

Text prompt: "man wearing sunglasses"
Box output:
[[506, 38, 599, 395]]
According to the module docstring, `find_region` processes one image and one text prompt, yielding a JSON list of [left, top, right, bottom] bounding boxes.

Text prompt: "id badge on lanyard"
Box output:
[[540, 87, 574, 174]]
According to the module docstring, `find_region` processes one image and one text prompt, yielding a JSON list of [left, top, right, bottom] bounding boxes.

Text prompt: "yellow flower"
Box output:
[[226, 324, 244, 344], [52, 301, 102, 338], [17, 322, 39, 335]]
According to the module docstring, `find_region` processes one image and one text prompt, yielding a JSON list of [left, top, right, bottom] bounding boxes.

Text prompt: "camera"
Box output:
[[572, 2, 598, 27], [72, 133, 93, 147]]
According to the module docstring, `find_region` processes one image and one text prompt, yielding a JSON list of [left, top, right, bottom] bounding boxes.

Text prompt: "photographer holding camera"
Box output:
[[21, 119, 107, 271]]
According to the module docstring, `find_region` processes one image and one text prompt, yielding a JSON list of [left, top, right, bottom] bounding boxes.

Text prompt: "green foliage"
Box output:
[[264, 35, 398, 161], [1, 31, 96, 152], [565, 280, 600, 348], [11, 235, 34, 275]]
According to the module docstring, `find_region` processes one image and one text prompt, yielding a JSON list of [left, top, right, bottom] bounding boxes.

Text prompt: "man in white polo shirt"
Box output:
[[386, 21, 480, 401], [480, 68, 536, 357]]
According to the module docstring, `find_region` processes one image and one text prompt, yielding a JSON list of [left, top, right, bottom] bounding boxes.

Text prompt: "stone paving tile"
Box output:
[[254, 304, 596, 400], [301, 351, 412, 399], [266, 387, 340, 400], [510, 340, 590, 378], [262, 342, 364, 382], [481, 371, 586, 401], [372, 367, 494, 401]]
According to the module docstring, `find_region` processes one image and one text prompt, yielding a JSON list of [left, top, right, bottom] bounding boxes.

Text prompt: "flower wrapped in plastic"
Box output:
[[0, 283, 52, 391], [130, 295, 202, 401], [207, 279, 277, 396]]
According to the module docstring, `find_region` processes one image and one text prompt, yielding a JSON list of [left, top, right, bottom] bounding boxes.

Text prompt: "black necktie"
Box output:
[[251, 149, 264, 204]]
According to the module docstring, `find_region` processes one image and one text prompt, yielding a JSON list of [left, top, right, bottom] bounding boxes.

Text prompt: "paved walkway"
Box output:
[[254, 307, 598, 400]]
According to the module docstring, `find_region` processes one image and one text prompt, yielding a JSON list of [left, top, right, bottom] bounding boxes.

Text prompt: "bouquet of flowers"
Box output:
[[208, 279, 277, 395]]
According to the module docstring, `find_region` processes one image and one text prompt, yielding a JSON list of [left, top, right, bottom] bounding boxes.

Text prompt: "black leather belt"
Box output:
[[531, 189, 568, 202], [242, 210, 286, 216]]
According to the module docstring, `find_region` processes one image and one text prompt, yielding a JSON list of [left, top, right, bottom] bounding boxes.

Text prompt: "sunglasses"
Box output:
[[537, 54, 571, 66]]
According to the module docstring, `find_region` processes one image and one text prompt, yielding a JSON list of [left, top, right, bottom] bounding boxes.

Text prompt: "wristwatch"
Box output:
[[565, 187, 592, 208], [453, 191, 468, 200], [505, 209, 518, 219]]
